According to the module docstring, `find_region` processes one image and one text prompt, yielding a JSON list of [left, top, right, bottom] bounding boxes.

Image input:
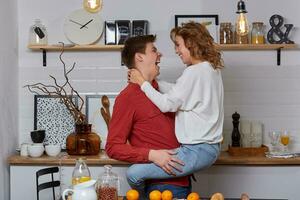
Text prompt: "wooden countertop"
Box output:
[[8, 151, 300, 166]]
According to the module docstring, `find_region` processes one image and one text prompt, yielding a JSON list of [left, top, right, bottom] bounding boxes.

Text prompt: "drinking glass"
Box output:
[[268, 131, 280, 152], [280, 131, 290, 152]]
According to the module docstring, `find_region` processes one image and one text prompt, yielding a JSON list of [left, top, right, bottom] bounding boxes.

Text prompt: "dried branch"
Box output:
[[23, 42, 86, 124]]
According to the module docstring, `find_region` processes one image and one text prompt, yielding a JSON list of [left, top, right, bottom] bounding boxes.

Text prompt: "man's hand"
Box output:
[[148, 149, 184, 175], [128, 69, 145, 86]]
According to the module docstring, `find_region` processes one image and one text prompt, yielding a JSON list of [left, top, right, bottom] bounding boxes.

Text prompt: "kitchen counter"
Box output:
[[8, 151, 300, 166]]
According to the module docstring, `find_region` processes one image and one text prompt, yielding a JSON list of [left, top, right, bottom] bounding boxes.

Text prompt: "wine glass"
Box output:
[[268, 131, 280, 153], [280, 131, 290, 153]]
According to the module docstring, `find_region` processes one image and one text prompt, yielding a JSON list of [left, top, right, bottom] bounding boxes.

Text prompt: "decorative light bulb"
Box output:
[[83, 0, 102, 13], [235, 13, 249, 36], [235, 0, 249, 36]]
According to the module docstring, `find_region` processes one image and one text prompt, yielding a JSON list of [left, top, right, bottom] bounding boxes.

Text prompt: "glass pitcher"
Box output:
[[72, 158, 91, 185], [28, 19, 48, 45], [96, 165, 119, 200]]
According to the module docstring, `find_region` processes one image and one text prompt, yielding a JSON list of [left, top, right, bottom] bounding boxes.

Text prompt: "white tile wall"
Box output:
[[0, 0, 18, 199], [18, 0, 300, 153]]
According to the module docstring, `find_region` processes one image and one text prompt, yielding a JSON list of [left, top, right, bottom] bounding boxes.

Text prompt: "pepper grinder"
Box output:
[[231, 111, 241, 147]]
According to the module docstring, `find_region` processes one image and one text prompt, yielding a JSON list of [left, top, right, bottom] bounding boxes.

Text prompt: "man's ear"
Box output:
[[135, 52, 144, 62]]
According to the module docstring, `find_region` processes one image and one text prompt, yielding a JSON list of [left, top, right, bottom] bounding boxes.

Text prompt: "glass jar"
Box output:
[[28, 19, 48, 45], [219, 22, 234, 44], [96, 165, 119, 200], [72, 158, 91, 185], [251, 22, 265, 44], [66, 124, 101, 155], [235, 31, 249, 44]]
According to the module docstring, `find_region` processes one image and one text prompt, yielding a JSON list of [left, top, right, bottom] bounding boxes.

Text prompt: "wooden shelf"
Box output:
[[28, 44, 297, 51], [28, 44, 124, 51], [217, 43, 297, 50], [28, 43, 297, 66]]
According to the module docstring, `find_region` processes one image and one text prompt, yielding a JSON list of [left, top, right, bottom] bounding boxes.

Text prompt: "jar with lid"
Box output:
[[96, 165, 119, 200], [28, 19, 48, 45], [72, 158, 91, 185], [251, 22, 265, 44], [219, 22, 234, 44]]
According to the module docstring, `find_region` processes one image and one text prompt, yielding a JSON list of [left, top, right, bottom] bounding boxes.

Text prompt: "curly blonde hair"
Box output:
[[170, 21, 224, 69]]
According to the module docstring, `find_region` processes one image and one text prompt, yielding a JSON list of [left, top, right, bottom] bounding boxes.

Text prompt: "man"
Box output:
[[105, 35, 190, 199]]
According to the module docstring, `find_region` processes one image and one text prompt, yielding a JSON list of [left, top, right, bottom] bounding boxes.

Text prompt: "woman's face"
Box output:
[[174, 35, 192, 66]]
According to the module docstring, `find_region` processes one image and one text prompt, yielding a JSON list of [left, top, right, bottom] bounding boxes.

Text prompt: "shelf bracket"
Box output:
[[276, 47, 282, 66], [42, 49, 47, 67]]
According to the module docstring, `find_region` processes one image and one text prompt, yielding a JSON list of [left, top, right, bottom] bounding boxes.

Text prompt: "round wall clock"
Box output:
[[64, 9, 104, 45]]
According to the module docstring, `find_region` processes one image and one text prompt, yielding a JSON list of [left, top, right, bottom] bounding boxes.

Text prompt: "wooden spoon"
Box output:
[[101, 95, 111, 118]]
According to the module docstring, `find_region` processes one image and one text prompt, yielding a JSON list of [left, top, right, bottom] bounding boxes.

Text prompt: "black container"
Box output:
[[30, 130, 45, 143]]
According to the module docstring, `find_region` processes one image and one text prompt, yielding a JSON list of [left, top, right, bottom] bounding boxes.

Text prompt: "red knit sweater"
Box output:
[[106, 82, 189, 186]]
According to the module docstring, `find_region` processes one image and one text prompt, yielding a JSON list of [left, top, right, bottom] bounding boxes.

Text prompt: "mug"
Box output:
[[20, 143, 29, 157]]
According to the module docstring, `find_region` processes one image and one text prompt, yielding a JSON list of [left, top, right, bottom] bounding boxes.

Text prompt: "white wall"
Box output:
[[18, 0, 300, 149], [0, 0, 18, 199], [12, 0, 300, 199]]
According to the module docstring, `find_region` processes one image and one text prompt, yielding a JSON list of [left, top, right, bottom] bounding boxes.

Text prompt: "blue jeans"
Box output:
[[126, 143, 220, 196], [145, 183, 191, 199]]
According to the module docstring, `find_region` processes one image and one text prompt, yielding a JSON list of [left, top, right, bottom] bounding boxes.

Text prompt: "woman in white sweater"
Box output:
[[127, 22, 224, 196]]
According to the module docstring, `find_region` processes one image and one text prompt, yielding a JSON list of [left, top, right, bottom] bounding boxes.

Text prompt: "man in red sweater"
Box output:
[[105, 35, 190, 199]]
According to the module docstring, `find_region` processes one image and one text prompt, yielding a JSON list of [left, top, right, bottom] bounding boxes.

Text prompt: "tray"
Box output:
[[228, 145, 269, 156]]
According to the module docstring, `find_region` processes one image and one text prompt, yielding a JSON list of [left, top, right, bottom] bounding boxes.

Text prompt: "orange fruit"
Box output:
[[149, 190, 162, 200], [187, 192, 200, 200], [210, 192, 224, 200], [126, 189, 139, 200], [161, 190, 173, 200]]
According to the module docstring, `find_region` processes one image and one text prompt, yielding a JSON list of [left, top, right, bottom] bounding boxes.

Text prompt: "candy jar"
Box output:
[[96, 165, 119, 200]]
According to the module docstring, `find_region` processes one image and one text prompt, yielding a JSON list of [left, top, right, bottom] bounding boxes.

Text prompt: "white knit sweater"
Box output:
[[141, 61, 224, 144]]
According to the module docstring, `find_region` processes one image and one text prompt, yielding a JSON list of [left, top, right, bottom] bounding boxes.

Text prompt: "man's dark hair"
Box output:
[[121, 35, 156, 69]]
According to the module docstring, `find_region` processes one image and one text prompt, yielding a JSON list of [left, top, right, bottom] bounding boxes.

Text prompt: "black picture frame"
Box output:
[[175, 15, 219, 42], [175, 15, 219, 27], [34, 95, 78, 148]]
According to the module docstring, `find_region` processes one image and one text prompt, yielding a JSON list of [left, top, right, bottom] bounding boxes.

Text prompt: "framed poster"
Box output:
[[34, 95, 78, 149], [85, 94, 118, 148], [175, 15, 219, 42]]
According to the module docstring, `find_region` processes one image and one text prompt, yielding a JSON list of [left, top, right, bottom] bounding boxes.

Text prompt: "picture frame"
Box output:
[[175, 15, 219, 42], [34, 95, 78, 149], [85, 94, 118, 149]]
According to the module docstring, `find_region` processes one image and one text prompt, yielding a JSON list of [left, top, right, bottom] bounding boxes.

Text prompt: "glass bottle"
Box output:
[[219, 22, 234, 44], [66, 124, 101, 155], [72, 158, 91, 185], [96, 165, 119, 200], [28, 19, 48, 45], [251, 22, 265, 44]]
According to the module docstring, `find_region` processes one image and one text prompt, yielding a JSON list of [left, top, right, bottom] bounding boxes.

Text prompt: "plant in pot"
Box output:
[[24, 43, 100, 155]]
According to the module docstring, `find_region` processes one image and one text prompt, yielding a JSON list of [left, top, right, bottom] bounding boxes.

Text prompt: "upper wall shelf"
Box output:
[[28, 44, 296, 51], [28, 44, 124, 51], [28, 44, 297, 66], [216, 44, 297, 50]]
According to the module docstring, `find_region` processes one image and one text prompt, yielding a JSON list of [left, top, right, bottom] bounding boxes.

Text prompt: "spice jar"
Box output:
[[96, 165, 119, 200], [28, 19, 48, 45], [219, 22, 234, 44], [251, 22, 265, 44]]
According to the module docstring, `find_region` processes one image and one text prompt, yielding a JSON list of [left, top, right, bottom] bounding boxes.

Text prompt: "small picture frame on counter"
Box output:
[[115, 20, 131, 44], [132, 20, 148, 37], [105, 21, 116, 45]]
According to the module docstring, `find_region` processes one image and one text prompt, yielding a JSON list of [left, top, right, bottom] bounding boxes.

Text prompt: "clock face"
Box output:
[[64, 9, 104, 45]]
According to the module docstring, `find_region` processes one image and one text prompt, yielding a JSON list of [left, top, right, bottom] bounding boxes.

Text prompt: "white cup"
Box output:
[[20, 143, 29, 157]]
